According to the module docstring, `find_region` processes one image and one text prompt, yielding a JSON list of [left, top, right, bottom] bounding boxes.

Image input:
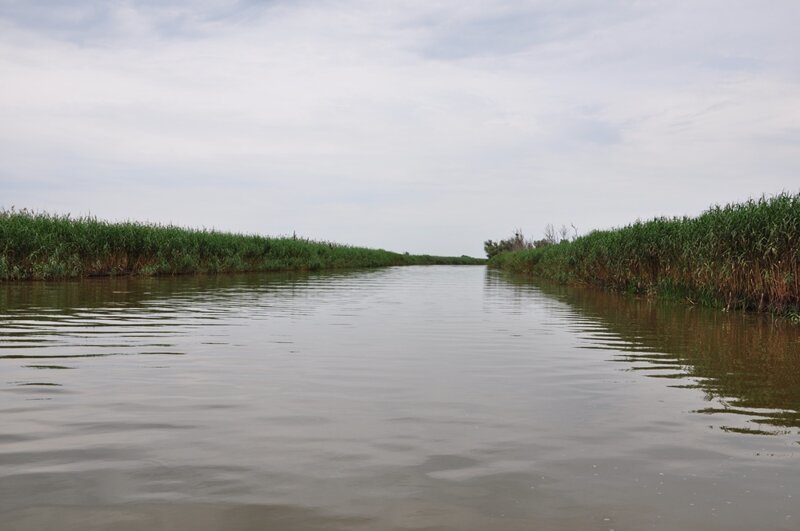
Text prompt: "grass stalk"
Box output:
[[0, 210, 484, 280], [488, 193, 800, 314]]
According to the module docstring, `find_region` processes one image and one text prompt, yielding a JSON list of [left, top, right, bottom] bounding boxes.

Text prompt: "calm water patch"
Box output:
[[1, 266, 798, 530]]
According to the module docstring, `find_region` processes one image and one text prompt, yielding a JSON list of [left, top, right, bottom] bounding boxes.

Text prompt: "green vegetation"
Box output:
[[0, 209, 484, 280], [483, 229, 532, 258], [484, 223, 573, 258], [488, 193, 800, 313]]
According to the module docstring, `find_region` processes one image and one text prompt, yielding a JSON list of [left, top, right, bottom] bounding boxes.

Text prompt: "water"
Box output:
[[1, 266, 798, 530]]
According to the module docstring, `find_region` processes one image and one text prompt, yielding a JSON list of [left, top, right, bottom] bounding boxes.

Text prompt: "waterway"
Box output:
[[1, 266, 798, 530]]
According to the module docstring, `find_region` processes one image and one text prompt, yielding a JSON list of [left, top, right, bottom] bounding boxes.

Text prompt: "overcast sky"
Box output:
[[1, 1, 798, 256]]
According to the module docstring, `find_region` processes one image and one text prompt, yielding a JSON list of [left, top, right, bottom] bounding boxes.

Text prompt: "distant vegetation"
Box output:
[[483, 229, 532, 258], [488, 193, 800, 314], [483, 223, 576, 258], [0, 209, 484, 280]]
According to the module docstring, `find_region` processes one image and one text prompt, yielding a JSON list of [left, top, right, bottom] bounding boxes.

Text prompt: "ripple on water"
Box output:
[[1, 267, 799, 531]]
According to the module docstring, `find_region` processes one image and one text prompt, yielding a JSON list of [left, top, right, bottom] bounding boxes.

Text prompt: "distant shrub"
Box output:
[[484, 229, 533, 258]]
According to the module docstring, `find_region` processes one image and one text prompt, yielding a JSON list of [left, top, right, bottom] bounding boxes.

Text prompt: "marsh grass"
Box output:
[[0, 210, 483, 280], [489, 193, 800, 313]]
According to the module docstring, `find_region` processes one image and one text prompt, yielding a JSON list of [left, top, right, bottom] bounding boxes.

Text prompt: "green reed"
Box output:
[[0, 210, 483, 280], [489, 193, 800, 313]]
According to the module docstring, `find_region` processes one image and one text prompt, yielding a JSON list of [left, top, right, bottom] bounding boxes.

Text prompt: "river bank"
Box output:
[[488, 193, 800, 314], [0, 210, 483, 280]]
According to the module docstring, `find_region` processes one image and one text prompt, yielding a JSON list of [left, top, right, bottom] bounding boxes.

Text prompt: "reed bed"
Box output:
[[489, 193, 800, 313], [0, 210, 483, 280]]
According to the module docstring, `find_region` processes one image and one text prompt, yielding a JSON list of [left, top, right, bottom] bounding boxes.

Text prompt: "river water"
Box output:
[[1, 266, 798, 530]]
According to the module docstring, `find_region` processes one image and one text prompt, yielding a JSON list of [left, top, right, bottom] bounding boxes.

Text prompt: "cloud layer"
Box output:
[[1, 0, 798, 255]]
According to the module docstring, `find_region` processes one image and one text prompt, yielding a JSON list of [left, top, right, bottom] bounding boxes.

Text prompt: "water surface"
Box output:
[[1, 266, 799, 530]]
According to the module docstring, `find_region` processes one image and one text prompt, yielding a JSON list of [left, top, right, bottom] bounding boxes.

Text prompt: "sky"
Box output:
[[1, 0, 798, 256]]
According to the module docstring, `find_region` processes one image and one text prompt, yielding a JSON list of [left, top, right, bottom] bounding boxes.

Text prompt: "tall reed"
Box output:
[[0, 210, 483, 280], [489, 193, 800, 313]]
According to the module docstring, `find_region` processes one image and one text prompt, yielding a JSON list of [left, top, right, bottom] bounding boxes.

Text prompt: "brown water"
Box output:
[[1, 266, 799, 530]]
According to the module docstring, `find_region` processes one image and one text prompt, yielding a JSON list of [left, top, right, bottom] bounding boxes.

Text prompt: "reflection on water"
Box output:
[[491, 273, 800, 435], [1, 267, 799, 531]]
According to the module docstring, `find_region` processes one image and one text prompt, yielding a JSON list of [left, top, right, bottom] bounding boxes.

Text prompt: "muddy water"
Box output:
[[1, 266, 798, 530]]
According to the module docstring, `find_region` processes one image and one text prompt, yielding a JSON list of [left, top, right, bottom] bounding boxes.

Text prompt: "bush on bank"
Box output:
[[489, 193, 800, 313]]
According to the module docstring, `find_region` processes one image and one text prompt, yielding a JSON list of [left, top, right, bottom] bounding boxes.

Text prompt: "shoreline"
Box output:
[[0, 210, 484, 281], [487, 193, 800, 316]]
